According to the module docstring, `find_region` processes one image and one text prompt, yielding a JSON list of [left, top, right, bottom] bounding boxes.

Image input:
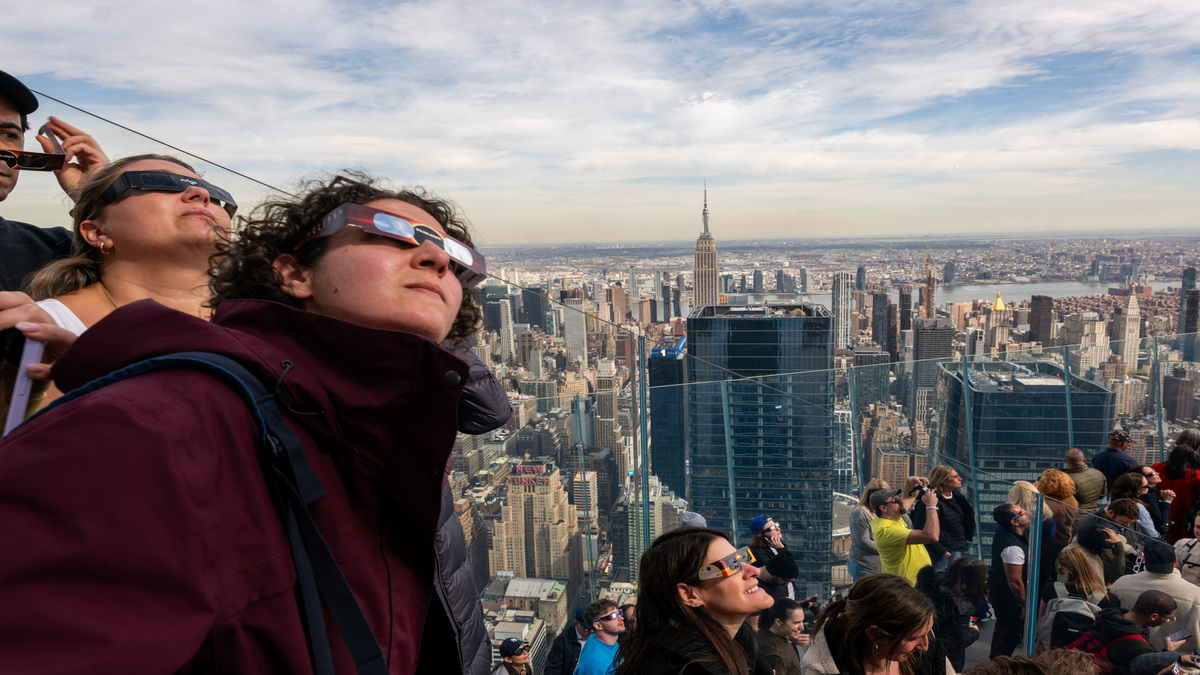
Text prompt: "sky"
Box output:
[[4, 0, 1200, 245]]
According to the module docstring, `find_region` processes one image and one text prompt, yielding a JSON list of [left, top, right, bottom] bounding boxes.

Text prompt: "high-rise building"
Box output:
[[625, 474, 687, 582], [832, 271, 854, 351], [1180, 268, 1197, 333], [1060, 312, 1110, 374], [899, 285, 913, 332], [595, 359, 624, 469], [752, 270, 764, 294], [693, 189, 719, 308], [936, 360, 1115, 550], [855, 266, 867, 292], [489, 460, 578, 580], [1029, 294, 1054, 346], [943, 261, 956, 285], [798, 268, 809, 293], [1113, 290, 1141, 370], [572, 470, 599, 533], [564, 297, 588, 367], [871, 291, 889, 348], [912, 317, 955, 425], [686, 303, 835, 596], [649, 335, 688, 499], [1164, 367, 1196, 423], [853, 346, 890, 407]]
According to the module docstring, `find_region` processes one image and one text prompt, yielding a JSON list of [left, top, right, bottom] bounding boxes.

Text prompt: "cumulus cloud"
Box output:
[[3, 0, 1199, 242]]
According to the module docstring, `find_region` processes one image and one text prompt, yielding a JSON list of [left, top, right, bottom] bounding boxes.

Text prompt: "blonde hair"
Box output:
[[1007, 481, 1054, 520], [1055, 547, 1105, 597], [857, 479, 891, 510]]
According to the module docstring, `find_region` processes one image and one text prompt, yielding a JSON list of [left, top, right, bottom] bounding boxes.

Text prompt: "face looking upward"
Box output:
[[0, 96, 23, 201], [82, 159, 232, 260], [680, 538, 774, 628], [276, 198, 464, 342]]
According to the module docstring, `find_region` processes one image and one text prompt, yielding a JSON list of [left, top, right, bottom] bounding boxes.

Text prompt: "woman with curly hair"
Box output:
[[1112, 471, 1158, 538], [1153, 443, 1200, 542], [0, 172, 491, 674]]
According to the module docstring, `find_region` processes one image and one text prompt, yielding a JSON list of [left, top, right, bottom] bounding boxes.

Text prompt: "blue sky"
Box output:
[[4, 0, 1199, 245]]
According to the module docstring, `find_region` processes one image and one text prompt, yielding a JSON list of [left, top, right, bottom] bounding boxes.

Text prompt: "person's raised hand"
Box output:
[[921, 487, 939, 508], [1161, 489, 1177, 502], [37, 117, 109, 195]]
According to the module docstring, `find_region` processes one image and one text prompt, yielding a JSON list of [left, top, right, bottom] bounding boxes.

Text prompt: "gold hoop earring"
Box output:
[[99, 240, 114, 255]]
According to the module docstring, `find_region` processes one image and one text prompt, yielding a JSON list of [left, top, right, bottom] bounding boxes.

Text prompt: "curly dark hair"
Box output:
[[209, 171, 483, 343]]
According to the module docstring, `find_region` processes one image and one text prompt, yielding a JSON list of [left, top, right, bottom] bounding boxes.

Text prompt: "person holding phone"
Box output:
[[1112, 540, 1200, 653], [1072, 590, 1194, 674], [0, 172, 491, 673]]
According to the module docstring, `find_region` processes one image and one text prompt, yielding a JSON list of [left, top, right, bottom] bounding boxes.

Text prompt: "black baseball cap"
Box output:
[[499, 637, 528, 657], [0, 71, 38, 116]]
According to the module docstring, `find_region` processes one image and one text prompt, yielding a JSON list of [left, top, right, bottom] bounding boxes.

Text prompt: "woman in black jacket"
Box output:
[[616, 527, 773, 675], [909, 466, 976, 570], [915, 558, 986, 671]]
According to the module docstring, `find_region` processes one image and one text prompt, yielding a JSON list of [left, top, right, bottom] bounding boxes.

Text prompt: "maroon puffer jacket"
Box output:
[[0, 299, 473, 674]]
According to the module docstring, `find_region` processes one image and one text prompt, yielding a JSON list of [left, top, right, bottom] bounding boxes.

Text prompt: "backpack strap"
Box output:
[[31, 352, 388, 675]]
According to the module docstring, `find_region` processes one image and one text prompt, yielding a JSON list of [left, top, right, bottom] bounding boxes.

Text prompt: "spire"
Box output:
[[992, 292, 1005, 312], [701, 180, 710, 237]]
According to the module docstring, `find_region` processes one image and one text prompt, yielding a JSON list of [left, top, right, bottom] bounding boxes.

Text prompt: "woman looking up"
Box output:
[[615, 527, 774, 675], [0, 172, 490, 674], [27, 154, 233, 331]]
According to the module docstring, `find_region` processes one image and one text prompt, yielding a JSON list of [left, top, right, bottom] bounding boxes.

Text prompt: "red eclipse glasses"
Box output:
[[0, 124, 66, 171], [295, 203, 487, 288]]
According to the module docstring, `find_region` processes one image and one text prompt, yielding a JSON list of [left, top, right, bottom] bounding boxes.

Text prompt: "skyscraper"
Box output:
[[648, 335, 688, 499], [924, 247, 937, 318], [1113, 290, 1140, 369], [871, 290, 889, 348], [686, 303, 835, 596], [936, 360, 1114, 550], [855, 266, 867, 292], [899, 285, 913, 332], [832, 271, 854, 351], [1029, 294, 1054, 346], [564, 297, 588, 367], [693, 188, 719, 308], [1060, 312, 1109, 374], [489, 460, 578, 579], [752, 270, 764, 294]]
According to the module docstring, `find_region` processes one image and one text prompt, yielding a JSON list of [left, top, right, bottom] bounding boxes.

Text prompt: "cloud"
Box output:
[[3, 0, 1199, 242]]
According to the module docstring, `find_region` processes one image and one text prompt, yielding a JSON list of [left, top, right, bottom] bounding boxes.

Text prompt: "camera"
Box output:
[[910, 483, 931, 498]]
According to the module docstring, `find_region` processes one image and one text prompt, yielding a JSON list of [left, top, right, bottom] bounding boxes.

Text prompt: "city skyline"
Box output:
[[4, 1, 1200, 244]]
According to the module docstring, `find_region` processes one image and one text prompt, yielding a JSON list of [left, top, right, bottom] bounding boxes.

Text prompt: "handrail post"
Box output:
[[961, 355, 982, 560], [721, 380, 739, 547]]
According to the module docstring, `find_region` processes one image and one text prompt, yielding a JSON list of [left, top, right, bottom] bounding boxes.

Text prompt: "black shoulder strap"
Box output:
[[32, 352, 387, 675]]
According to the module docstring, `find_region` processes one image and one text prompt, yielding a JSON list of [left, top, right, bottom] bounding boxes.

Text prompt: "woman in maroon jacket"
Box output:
[[1153, 443, 1200, 542], [0, 172, 490, 674]]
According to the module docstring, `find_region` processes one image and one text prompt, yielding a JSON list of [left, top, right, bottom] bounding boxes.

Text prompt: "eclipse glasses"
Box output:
[[0, 124, 66, 171], [295, 203, 487, 288], [98, 171, 238, 218], [687, 546, 755, 584]]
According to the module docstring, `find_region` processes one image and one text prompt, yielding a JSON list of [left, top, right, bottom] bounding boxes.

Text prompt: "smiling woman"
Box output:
[[616, 527, 774, 675]]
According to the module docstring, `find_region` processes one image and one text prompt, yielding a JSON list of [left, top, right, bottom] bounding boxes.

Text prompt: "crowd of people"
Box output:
[[6, 68, 1200, 675]]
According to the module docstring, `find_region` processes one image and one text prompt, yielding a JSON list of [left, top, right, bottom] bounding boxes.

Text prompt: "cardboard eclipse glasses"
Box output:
[[688, 546, 755, 584], [99, 170, 238, 218], [0, 124, 66, 171], [295, 203, 487, 288]]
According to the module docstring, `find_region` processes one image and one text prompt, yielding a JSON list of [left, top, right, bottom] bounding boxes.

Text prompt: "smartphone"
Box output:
[[2, 330, 45, 437], [1168, 628, 1192, 642]]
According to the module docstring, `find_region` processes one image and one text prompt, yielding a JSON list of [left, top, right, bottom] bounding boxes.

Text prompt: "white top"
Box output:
[[35, 298, 88, 337], [1000, 545, 1026, 565]]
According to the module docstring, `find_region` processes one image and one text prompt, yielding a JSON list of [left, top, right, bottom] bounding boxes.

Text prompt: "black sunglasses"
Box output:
[[98, 170, 238, 217]]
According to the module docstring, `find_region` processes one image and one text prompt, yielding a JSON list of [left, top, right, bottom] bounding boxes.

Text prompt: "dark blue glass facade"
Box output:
[[649, 336, 688, 499], [685, 304, 835, 596]]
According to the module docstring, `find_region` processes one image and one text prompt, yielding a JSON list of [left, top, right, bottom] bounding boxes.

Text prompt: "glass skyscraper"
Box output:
[[685, 303, 835, 596], [935, 359, 1115, 551]]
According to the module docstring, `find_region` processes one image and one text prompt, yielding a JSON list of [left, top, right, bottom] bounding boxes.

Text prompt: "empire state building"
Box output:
[[693, 189, 719, 307]]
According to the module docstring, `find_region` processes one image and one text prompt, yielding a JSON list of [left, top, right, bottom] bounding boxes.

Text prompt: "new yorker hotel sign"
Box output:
[[509, 463, 552, 485]]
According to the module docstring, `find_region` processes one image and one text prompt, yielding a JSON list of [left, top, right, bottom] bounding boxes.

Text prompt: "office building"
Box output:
[[935, 360, 1114, 550], [832, 271, 854, 351], [489, 460, 579, 580], [693, 189, 719, 307], [1060, 312, 1110, 374], [1029, 294, 1054, 346], [855, 266, 867, 292], [564, 297, 588, 368], [685, 303, 835, 596], [871, 290, 889, 348], [1112, 291, 1141, 369], [649, 335, 688, 499]]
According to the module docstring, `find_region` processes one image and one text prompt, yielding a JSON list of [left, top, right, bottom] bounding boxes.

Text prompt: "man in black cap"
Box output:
[[1095, 429, 1139, 496], [545, 605, 592, 675], [492, 637, 532, 675], [0, 69, 107, 292]]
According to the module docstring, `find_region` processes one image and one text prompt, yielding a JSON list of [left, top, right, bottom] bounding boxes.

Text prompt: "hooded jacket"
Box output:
[[1081, 609, 1153, 674], [0, 299, 487, 674]]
